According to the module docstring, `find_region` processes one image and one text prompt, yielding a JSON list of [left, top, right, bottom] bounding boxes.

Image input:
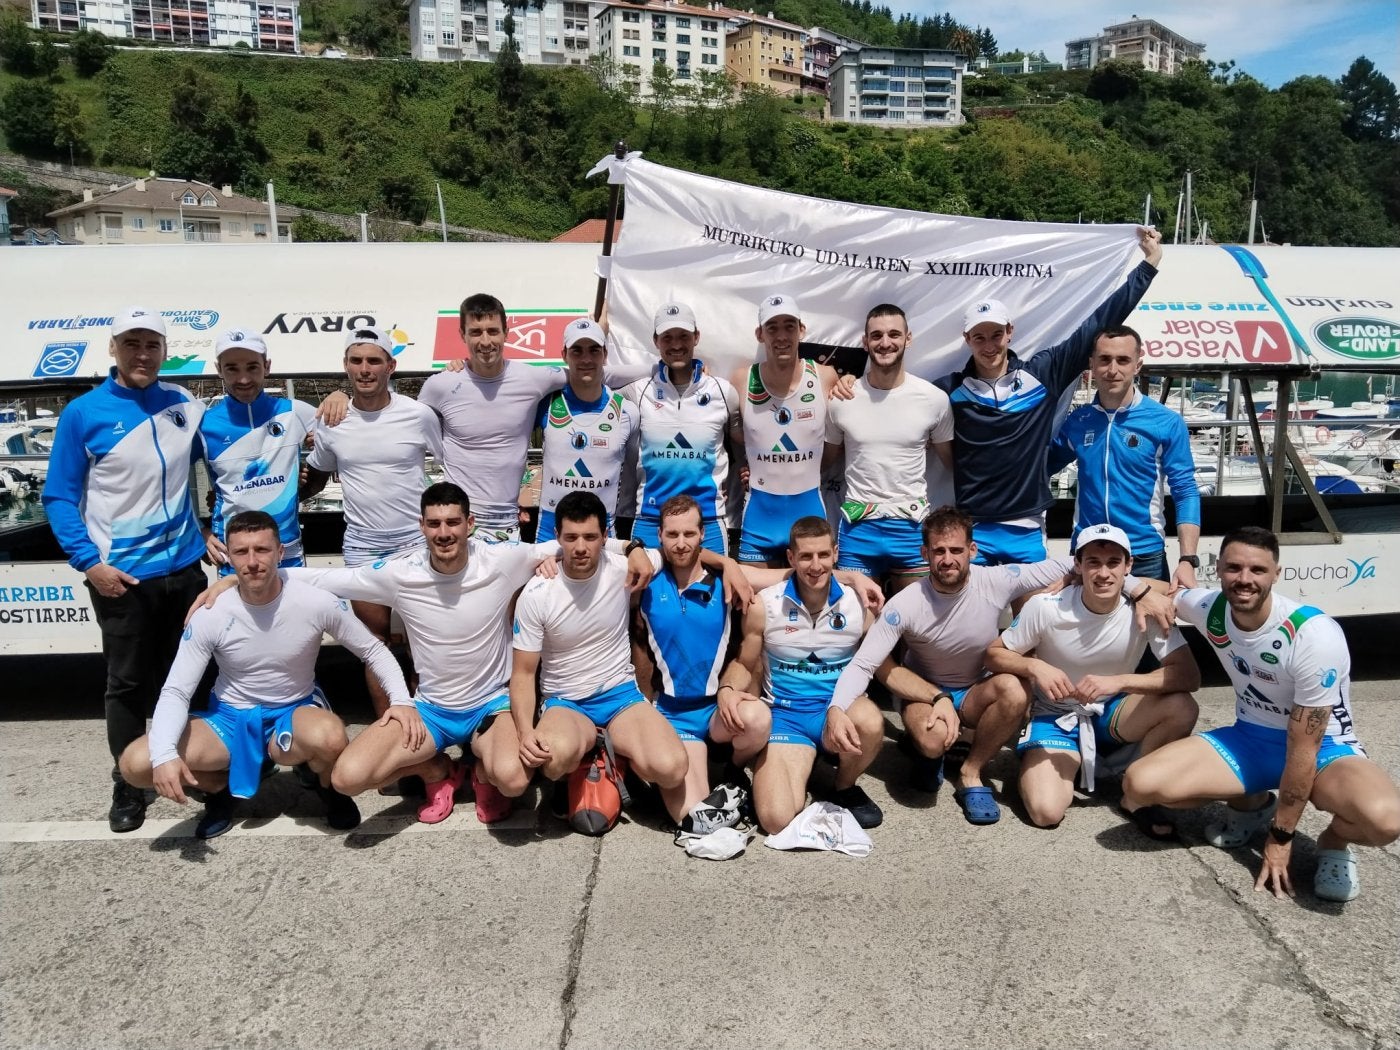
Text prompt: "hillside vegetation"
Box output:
[[0, 11, 1396, 245]]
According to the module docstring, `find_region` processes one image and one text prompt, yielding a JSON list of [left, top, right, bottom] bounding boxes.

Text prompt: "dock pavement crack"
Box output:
[[556, 836, 603, 1050]]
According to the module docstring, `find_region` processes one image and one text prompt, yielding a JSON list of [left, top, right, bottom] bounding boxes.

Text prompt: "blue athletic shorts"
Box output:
[[656, 693, 717, 743], [738, 488, 827, 563], [837, 518, 928, 577], [971, 521, 1046, 566], [414, 693, 511, 753], [193, 689, 329, 799], [1016, 694, 1128, 754], [1202, 720, 1366, 795], [630, 516, 727, 556], [768, 700, 827, 749], [543, 679, 648, 729], [897, 680, 976, 716]]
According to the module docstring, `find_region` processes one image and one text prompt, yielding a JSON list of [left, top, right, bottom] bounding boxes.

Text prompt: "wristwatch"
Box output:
[[1268, 823, 1295, 845], [1178, 554, 1201, 569], [624, 537, 648, 556]]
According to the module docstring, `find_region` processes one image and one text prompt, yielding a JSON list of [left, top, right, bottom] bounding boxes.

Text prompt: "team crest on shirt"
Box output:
[[698, 393, 711, 406], [775, 406, 793, 425], [787, 609, 798, 622], [571, 432, 588, 450], [1232, 655, 1250, 677], [268, 421, 285, 437], [885, 610, 901, 626], [831, 612, 847, 630], [1084, 431, 1096, 446], [166, 408, 187, 429], [1320, 668, 1338, 688]]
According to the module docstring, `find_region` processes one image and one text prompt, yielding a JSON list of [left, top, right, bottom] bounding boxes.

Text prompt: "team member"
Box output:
[[304, 326, 444, 717], [512, 492, 747, 828], [1124, 527, 1400, 902], [831, 506, 1090, 825], [201, 328, 318, 572], [118, 511, 406, 836], [824, 303, 953, 589], [1049, 325, 1201, 585], [984, 523, 1200, 837], [721, 516, 883, 833], [43, 306, 210, 833], [536, 318, 638, 543], [419, 294, 649, 543], [624, 301, 743, 554], [735, 294, 847, 566], [936, 228, 1163, 564]]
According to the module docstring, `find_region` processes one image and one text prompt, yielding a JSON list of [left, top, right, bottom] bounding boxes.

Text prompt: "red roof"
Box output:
[[552, 219, 623, 243], [0, 186, 18, 199]]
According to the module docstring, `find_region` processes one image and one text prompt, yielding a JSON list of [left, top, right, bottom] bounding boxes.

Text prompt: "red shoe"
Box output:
[[417, 760, 467, 824], [471, 765, 511, 824]]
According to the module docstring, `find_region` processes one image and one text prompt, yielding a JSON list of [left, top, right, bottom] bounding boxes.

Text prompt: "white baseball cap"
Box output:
[[564, 317, 607, 349], [653, 301, 698, 335], [344, 325, 394, 354], [1074, 523, 1133, 557], [757, 293, 801, 326], [962, 299, 1012, 332], [215, 328, 269, 357], [111, 306, 167, 338]]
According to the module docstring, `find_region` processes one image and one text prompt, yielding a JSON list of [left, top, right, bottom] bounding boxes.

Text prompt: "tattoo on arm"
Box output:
[[1280, 788, 1308, 807], [1289, 704, 1330, 736]]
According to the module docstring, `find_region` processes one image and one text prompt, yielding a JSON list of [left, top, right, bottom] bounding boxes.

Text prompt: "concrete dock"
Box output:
[[1, 659, 1396, 1050]]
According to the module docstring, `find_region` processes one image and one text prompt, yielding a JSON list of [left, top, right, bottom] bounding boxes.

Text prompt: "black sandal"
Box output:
[[1121, 803, 1179, 842]]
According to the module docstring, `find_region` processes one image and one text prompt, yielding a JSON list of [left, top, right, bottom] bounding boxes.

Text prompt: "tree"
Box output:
[[51, 91, 87, 165], [34, 34, 60, 77], [0, 14, 37, 75], [1338, 56, 1400, 142], [344, 0, 403, 56], [69, 29, 115, 78], [495, 34, 525, 108], [159, 65, 266, 188], [947, 27, 978, 62], [0, 80, 59, 157]]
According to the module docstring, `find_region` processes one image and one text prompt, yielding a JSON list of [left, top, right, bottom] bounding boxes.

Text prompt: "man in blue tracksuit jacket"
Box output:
[[43, 306, 209, 832], [1049, 323, 1201, 586], [935, 228, 1163, 564]]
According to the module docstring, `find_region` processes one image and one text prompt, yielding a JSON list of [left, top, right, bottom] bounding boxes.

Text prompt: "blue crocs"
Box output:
[[1313, 847, 1360, 902], [954, 785, 1000, 825]]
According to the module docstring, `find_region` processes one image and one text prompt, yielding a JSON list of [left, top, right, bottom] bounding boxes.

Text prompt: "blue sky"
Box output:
[[894, 1, 1400, 88]]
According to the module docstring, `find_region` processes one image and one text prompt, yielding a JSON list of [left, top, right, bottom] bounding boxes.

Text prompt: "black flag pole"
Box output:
[[593, 139, 627, 321]]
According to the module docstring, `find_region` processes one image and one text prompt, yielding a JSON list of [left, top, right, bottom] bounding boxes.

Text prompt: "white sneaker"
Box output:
[[1204, 793, 1277, 848]]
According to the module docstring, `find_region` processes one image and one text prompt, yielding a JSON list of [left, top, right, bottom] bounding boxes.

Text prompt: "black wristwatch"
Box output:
[[1268, 823, 1295, 845], [624, 537, 648, 556], [1178, 554, 1201, 569]]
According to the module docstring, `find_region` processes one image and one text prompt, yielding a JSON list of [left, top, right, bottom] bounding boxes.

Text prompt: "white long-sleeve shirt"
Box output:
[[148, 578, 409, 767]]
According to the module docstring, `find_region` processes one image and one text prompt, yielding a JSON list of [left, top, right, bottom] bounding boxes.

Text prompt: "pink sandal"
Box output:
[[417, 760, 467, 824], [471, 765, 512, 824]]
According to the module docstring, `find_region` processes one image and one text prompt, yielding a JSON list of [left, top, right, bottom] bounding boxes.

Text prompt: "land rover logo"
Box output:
[[1312, 317, 1400, 361], [800, 393, 815, 402]]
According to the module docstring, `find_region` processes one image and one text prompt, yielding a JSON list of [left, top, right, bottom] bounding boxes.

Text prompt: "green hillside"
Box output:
[[1, 14, 1396, 246]]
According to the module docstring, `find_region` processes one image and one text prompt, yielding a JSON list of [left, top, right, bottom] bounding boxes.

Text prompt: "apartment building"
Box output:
[[29, 0, 301, 51], [805, 26, 863, 97], [725, 12, 806, 97], [594, 0, 732, 99], [1065, 17, 1204, 76], [46, 178, 293, 245], [410, 0, 597, 64], [829, 46, 966, 127]]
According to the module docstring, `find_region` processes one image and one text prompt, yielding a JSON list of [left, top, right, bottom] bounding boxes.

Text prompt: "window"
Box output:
[[677, 67, 691, 78], [652, 30, 665, 41], [701, 52, 717, 64], [494, 17, 502, 29], [701, 35, 716, 47], [621, 9, 639, 21], [441, 29, 456, 44], [158, 218, 174, 232], [889, 110, 904, 119], [652, 47, 665, 61], [676, 33, 689, 43], [889, 80, 905, 92], [546, 35, 557, 45], [623, 44, 638, 55], [181, 191, 197, 205], [439, 0, 453, 11], [130, 216, 146, 230], [422, 29, 434, 43], [253, 222, 268, 237], [227, 221, 242, 235], [623, 27, 638, 39], [102, 215, 123, 239], [201, 193, 217, 206], [675, 16, 689, 26]]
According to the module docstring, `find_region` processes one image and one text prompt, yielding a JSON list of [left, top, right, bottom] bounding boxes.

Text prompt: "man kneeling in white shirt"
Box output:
[[119, 511, 412, 837]]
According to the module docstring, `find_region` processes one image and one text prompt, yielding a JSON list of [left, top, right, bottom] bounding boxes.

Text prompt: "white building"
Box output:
[[410, 0, 598, 64], [1065, 17, 1205, 76], [30, 0, 300, 51], [829, 46, 966, 127], [593, 0, 734, 100]]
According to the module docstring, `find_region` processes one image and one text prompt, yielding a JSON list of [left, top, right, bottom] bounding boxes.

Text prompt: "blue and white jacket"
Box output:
[[1049, 388, 1200, 557], [43, 369, 206, 579], [934, 260, 1157, 522]]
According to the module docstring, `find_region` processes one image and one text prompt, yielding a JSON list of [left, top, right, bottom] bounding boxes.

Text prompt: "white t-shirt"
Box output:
[[307, 392, 444, 557], [292, 540, 562, 711], [825, 373, 953, 522], [1175, 587, 1357, 741], [148, 578, 409, 767], [998, 586, 1184, 714], [419, 362, 568, 530], [830, 557, 1073, 709], [512, 548, 663, 701]]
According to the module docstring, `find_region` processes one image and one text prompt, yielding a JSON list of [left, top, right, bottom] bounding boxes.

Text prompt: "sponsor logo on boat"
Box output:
[[1311, 318, 1400, 361]]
